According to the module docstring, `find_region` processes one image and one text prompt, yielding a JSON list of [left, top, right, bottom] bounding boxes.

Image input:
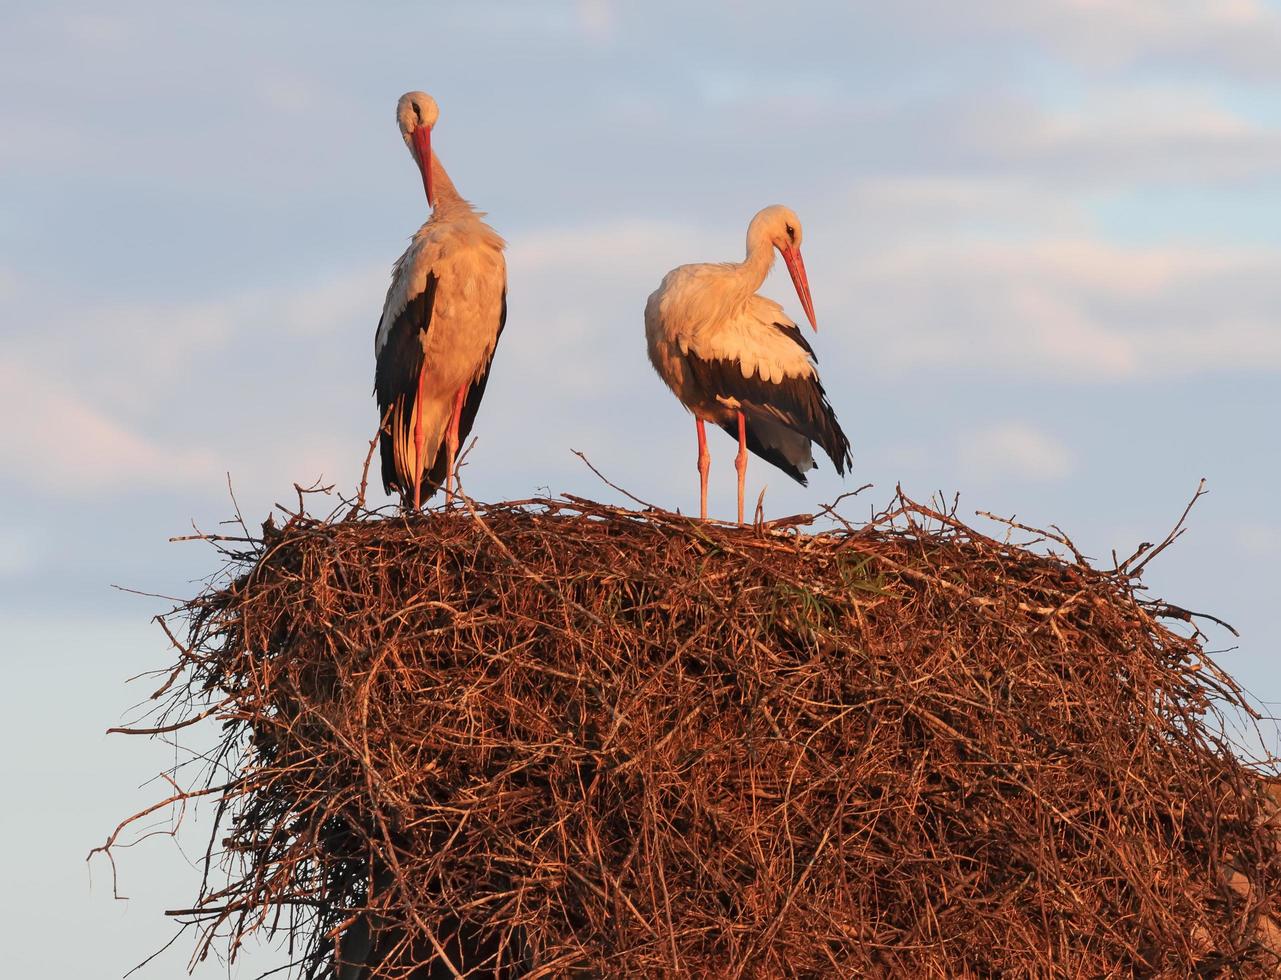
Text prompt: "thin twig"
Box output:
[[570, 449, 660, 510], [1129, 478, 1208, 577]]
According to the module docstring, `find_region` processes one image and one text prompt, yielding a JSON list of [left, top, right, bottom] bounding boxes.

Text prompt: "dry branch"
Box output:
[[96, 491, 1281, 978]]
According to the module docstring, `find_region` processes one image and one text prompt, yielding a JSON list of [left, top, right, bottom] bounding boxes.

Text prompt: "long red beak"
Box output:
[[781, 244, 817, 331], [412, 125, 434, 207]]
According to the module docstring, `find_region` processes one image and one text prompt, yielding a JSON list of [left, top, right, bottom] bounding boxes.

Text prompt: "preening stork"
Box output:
[[645, 205, 851, 523], [374, 91, 508, 509]]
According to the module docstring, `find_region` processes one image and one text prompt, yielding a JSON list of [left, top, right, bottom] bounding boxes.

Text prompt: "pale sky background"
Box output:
[[3, 1, 1280, 976]]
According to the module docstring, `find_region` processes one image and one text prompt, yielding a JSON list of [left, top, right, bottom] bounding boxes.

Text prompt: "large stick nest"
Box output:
[[102, 491, 1281, 978]]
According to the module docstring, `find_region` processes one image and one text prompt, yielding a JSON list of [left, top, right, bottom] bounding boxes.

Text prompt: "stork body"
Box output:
[[375, 92, 507, 509], [645, 206, 850, 522]]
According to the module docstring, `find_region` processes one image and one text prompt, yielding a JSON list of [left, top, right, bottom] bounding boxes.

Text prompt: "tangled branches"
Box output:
[[96, 491, 1281, 977]]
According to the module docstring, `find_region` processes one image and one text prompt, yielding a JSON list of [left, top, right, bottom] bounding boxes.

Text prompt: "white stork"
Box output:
[[375, 91, 508, 509], [645, 205, 851, 523]]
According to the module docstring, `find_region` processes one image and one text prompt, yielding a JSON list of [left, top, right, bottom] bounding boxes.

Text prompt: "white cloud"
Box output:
[[216, 433, 363, 518], [7, 266, 385, 414], [958, 422, 1076, 483], [1233, 523, 1281, 559], [0, 259, 386, 502], [504, 218, 711, 377], [54, 10, 132, 49], [274, 267, 388, 337], [1147, 320, 1281, 375], [0, 356, 217, 495], [889, 85, 1281, 192], [510, 218, 704, 274], [576, 0, 617, 46], [844, 176, 1087, 233], [827, 235, 1281, 381], [902, 0, 1281, 78], [255, 72, 326, 113], [1004, 89, 1281, 184], [0, 525, 38, 577]]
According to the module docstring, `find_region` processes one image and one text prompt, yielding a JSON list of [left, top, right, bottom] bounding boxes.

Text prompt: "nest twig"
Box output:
[[94, 489, 1281, 977]]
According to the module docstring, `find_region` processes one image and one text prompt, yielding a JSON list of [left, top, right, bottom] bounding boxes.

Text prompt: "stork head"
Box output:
[[749, 205, 816, 331], [396, 91, 439, 206]]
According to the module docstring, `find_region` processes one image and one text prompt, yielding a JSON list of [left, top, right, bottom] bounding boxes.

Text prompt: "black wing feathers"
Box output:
[[685, 347, 852, 478], [374, 273, 438, 497], [718, 420, 812, 486], [771, 321, 815, 359]]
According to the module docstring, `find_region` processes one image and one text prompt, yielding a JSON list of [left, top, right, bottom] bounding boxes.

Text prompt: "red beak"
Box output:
[[781, 244, 817, 331], [412, 125, 434, 207]]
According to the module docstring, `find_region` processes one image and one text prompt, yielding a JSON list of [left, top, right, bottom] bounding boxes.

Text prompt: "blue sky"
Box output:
[[2, 1, 1280, 975]]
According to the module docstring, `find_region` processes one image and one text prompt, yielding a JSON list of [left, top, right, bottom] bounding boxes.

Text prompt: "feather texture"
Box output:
[[373, 149, 507, 506], [645, 207, 851, 485]]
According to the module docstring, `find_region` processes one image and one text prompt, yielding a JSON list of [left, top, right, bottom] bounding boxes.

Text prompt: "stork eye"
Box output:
[[785, 224, 795, 241], [411, 101, 421, 118]]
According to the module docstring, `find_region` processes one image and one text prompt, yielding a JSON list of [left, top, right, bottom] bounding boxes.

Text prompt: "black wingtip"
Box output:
[[717, 419, 811, 485]]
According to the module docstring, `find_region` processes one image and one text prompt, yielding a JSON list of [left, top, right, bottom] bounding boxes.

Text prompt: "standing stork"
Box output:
[[645, 205, 851, 523], [375, 91, 508, 509]]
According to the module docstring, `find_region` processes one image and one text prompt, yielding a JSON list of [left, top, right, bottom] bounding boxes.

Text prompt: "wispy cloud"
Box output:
[[0, 261, 387, 503], [984, 88, 1281, 185], [0, 355, 218, 495], [7, 265, 386, 411], [893, 0, 1281, 78], [576, 0, 617, 46], [504, 218, 711, 389], [0, 524, 38, 577], [957, 422, 1077, 484], [1233, 522, 1281, 559], [843, 176, 1089, 236], [54, 10, 132, 50], [826, 236, 1281, 381]]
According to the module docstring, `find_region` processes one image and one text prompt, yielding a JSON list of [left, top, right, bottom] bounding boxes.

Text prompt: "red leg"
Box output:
[[445, 383, 466, 503], [735, 410, 748, 525], [695, 418, 710, 521], [411, 365, 429, 510]]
